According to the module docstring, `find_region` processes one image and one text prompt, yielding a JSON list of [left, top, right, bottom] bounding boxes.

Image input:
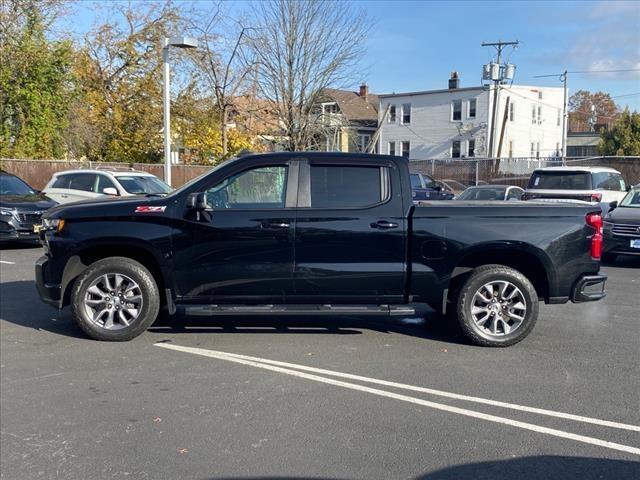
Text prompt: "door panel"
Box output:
[[173, 163, 296, 303], [293, 160, 406, 303]]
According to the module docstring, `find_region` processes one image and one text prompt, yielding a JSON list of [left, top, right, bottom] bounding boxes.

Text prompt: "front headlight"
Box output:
[[42, 218, 65, 232], [0, 207, 17, 219]]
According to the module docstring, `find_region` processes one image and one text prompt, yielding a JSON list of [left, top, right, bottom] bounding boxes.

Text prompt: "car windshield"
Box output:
[[528, 171, 591, 190], [457, 187, 507, 200], [0, 174, 36, 195], [619, 188, 640, 207], [116, 176, 172, 195]]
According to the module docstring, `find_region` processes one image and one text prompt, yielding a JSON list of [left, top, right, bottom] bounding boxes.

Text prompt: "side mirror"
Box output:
[[608, 200, 618, 211], [103, 187, 119, 196], [434, 185, 442, 192], [627, 185, 632, 192], [187, 192, 211, 211]]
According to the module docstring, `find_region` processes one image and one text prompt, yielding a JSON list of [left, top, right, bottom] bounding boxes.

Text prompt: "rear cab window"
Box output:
[[528, 171, 591, 190], [68, 173, 98, 192]]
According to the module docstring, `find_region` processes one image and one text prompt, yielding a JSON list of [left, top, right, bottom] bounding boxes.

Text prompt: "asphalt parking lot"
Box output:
[[1, 244, 639, 480]]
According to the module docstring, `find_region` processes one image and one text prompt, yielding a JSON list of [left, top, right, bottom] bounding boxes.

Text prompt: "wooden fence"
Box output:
[[0, 159, 212, 190]]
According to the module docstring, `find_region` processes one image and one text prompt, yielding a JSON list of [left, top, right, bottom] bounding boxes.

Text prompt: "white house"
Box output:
[[378, 74, 565, 160]]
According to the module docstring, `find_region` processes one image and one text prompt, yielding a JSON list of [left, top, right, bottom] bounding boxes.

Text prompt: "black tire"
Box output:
[[455, 264, 539, 347], [70, 257, 160, 341]]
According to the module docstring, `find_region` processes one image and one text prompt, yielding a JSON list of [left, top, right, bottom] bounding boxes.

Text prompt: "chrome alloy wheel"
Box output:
[[83, 273, 143, 330], [470, 280, 527, 337]]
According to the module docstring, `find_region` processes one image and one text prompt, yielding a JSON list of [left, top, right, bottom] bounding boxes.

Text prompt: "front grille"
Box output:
[[611, 223, 640, 237], [17, 213, 42, 225]]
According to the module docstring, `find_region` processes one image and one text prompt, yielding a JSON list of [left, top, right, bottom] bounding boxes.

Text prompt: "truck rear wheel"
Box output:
[[70, 257, 160, 341], [455, 264, 538, 347]]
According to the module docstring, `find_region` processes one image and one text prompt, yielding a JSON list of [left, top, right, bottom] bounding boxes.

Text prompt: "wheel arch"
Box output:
[[446, 243, 555, 311], [60, 241, 169, 309]]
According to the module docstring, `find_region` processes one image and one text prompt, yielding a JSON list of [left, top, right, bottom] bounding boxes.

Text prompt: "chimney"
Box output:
[[449, 71, 460, 90], [359, 84, 369, 99]]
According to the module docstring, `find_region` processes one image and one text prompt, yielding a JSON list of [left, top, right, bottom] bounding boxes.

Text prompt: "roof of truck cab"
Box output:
[[532, 166, 620, 173]]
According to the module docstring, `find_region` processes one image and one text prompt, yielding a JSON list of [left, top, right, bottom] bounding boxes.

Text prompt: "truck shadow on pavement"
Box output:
[[205, 456, 640, 480], [0, 280, 468, 345]]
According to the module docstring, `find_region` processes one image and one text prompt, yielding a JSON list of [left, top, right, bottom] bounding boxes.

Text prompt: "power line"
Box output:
[[534, 68, 640, 78], [611, 92, 640, 99]]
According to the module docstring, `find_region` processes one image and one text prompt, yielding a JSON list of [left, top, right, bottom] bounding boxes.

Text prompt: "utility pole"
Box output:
[[482, 40, 518, 159], [561, 70, 568, 165], [534, 70, 569, 165]]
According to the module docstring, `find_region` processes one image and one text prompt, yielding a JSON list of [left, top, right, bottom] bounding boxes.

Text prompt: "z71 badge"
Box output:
[[135, 206, 167, 213]]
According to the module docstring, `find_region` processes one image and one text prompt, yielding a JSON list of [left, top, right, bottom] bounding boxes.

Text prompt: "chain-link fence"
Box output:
[[409, 157, 640, 188]]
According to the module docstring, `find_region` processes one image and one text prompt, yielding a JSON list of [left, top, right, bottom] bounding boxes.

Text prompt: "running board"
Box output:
[[180, 304, 415, 317]]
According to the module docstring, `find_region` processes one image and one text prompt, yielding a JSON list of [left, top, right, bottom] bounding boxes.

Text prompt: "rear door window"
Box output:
[[528, 172, 591, 190], [68, 173, 97, 192], [310, 165, 384, 209], [592, 172, 626, 191], [51, 175, 71, 189]]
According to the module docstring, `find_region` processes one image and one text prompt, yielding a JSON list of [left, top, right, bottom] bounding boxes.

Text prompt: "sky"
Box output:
[[65, 0, 640, 110]]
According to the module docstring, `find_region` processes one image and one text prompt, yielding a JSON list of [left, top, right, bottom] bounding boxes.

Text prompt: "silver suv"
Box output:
[[43, 168, 172, 204]]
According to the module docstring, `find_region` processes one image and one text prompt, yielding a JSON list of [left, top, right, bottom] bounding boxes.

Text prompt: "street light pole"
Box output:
[[162, 39, 172, 186], [161, 36, 198, 187]]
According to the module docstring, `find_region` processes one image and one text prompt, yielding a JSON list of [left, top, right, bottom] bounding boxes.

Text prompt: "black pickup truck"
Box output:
[[36, 153, 607, 347]]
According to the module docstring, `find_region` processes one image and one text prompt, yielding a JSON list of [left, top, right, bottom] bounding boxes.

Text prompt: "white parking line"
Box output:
[[0, 260, 16, 265], [155, 343, 640, 456], [160, 345, 640, 433]]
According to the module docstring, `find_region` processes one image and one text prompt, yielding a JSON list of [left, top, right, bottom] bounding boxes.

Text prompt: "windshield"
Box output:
[[0, 174, 36, 195], [528, 171, 591, 190], [116, 176, 172, 195], [619, 188, 640, 207], [457, 187, 507, 200]]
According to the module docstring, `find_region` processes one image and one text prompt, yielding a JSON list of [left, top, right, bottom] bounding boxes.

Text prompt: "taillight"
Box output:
[[586, 212, 603, 260], [590, 193, 602, 202]]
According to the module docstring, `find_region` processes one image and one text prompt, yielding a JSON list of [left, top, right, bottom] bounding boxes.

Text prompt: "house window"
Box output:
[[538, 91, 543, 100], [401, 141, 410, 158], [468, 99, 477, 119], [452, 140, 461, 158], [388, 104, 396, 123], [388, 141, 396, 156], [557, 109, 561, 126], [530, 142, 535, 157], [323, 103, 339, 114], [401, 103, 411, 124], [531, 105, 536, 124], [508, 140, 514, 158], [556, 142, 560, 157], [468, 139, 475, 157], [509, 102, 515, 122], [357, 134, 371, 152], [537, 106, 542, 124], [452, 99, 462, 121], [536, 142, 540, 159]]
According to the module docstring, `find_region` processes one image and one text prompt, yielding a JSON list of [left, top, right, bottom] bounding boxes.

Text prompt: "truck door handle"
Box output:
[[370, 220, 398, 229], [261, 221, 290, 229], [60, 194, 68, 198]]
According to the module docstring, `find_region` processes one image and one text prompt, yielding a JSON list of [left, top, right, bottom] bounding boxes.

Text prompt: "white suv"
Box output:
[[43, 168, 172, 204], [523, 166, 628, 205]]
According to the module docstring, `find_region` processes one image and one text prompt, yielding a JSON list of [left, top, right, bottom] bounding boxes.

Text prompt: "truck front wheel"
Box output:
[[70, 257, 160, 341], [455, 264, 539, 347]]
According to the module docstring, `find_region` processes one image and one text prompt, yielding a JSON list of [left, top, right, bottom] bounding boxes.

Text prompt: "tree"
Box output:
[[0, 0, 74, 158], [247, 0, 370, 151], [599, 109, 640, 156], [568, 90, 620, 133], [72, 2, 182, 162], [187, 3, 256, 158]]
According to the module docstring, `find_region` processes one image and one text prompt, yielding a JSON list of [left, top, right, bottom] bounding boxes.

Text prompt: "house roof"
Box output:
[[320, 88, 379, 126], [378, 86, 486, 98]]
